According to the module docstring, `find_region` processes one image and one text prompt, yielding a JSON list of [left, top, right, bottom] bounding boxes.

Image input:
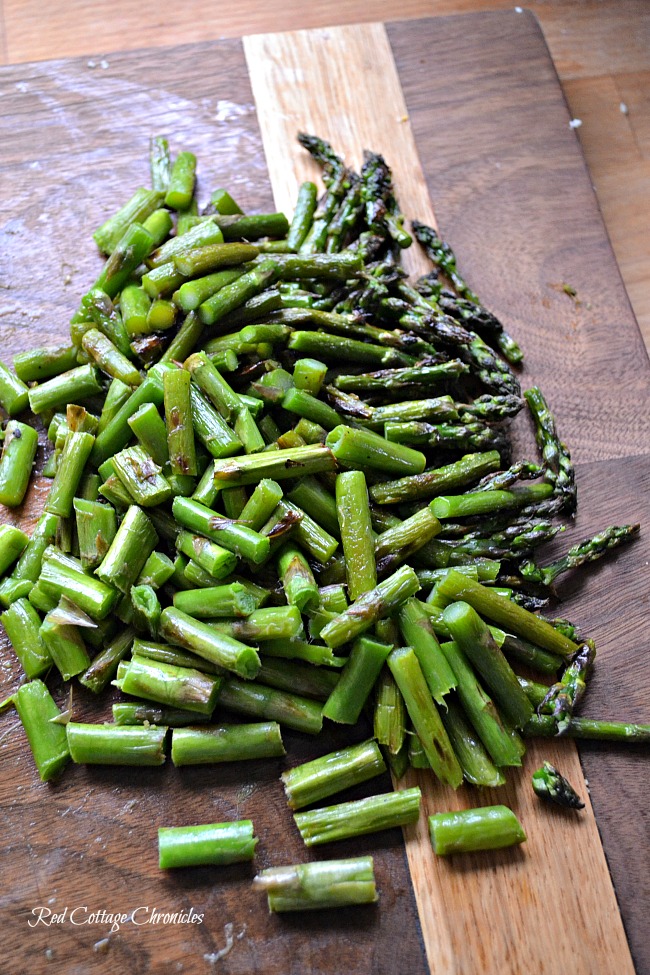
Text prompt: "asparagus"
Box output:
[[66, 722, 167, 766], [322, 635, 392, 724], [532, 762, 584, 809], [13, 680, 70, 782], [254, 856, 378, 912], [388, 646, 464, 787], [282, 740, 386, 810], [440, 696, 506, 788], [524, 386, 576, 514], [159, 820, 258, 869], [295, 787, 421, 847], [412, 221, 522, 364], [520, 523, 640, 589], [113, 702, 211, 727], [335, 470, 376, 599], [320, 565, 421, 649], [523, 714, 650, 742], [159, 606, 260, 680], [539, 641, 595, 733], [0, 525, 28, 577], [0, 420, 39, 508], [439, 640, 525, 768], [2, 135, 646, 890], [442, 601, 533, 728], [217, 677, 323, 735], [428, 806, 526, 855], [114, 655, 221, 715]]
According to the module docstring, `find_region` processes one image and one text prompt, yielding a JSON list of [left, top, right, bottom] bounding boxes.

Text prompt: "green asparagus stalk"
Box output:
[[442, 601, 534, 728], [440, 697, 506, 788], [321, 565, 420, 650], [113, 702, 211, 726], [369, 451, 501, 505], [0, 420, 39, 507], [114, 655, 221, 715], [163, 368, 197, 476], [523, 714, 650, 742], [66, 722, 167, 766], [439, 640, 524, 767], [539, 642, 595, 733], [428, 806, 526, 855], [282, 739, 386, 810], [160, 606, 260, 679], [172, 497, 270, 564], [254, 856, 378, 912], [173, 582, 256, 618], [520, 523, 640, 589], [388, 646, 464, 787], [212, 444, 337, 487], [294, 787, 421, 846], [45, 430, 95, 517], [277, 544, 319, 611], [255, 657, 339, 701], [0, 524, 28, 576], [171, 722, 285, 765], [524, 386, 576, 514], [13, 680, 70, 781], [78, 626, 135, 693], [322, 635, 392, 724], [40, 610, 90, 680], [374, 669, 407, 756], [96, 505, 158, 593], [13, 344, 78, 383], [335, 470, 376, 599], [1, 597, 52, 679], [435, 571, 579, 658], [216, 677, 323, 734], [397, 598, 456, 704]]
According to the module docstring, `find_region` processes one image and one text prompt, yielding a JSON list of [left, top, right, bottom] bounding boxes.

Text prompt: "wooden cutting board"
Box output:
[[0, 12, 649, 975]]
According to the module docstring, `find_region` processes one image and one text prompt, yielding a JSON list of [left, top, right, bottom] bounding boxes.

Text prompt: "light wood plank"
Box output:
[[244, 22, 636, 975], [244, 22, 433, 279]]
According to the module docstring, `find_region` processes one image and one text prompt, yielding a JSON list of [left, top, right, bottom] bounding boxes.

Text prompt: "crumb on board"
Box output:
[[569, 118, 582, 129]]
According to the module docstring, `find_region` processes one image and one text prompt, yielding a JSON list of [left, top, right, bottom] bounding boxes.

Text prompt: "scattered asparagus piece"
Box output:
[[294, 787, 421, 846], [428, 805, 526, 855], [159, 820, 258, 869], [532, 762, 585, 809], [255, 856, 378, 912], [13, 680, 71, 781]]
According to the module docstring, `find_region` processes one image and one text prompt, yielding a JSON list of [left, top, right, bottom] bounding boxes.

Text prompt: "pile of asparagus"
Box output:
[[0, 134, 647, 910]]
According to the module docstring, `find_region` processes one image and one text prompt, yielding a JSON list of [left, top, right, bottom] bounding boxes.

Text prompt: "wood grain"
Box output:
[[243, 22, 434, 280]]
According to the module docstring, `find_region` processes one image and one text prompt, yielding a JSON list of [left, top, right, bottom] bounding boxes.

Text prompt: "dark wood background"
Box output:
[[0, 13, 648, 975]]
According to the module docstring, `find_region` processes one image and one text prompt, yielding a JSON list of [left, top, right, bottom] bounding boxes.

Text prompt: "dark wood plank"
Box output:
[[388, 11, 650, 467], [0, 39, 426, 975], [389, 13, 650, 973]]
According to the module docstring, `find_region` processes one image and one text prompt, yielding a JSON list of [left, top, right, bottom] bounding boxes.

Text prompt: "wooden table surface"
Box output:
[[0, 0, 648, 354], [0, 7, 648, 975]]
